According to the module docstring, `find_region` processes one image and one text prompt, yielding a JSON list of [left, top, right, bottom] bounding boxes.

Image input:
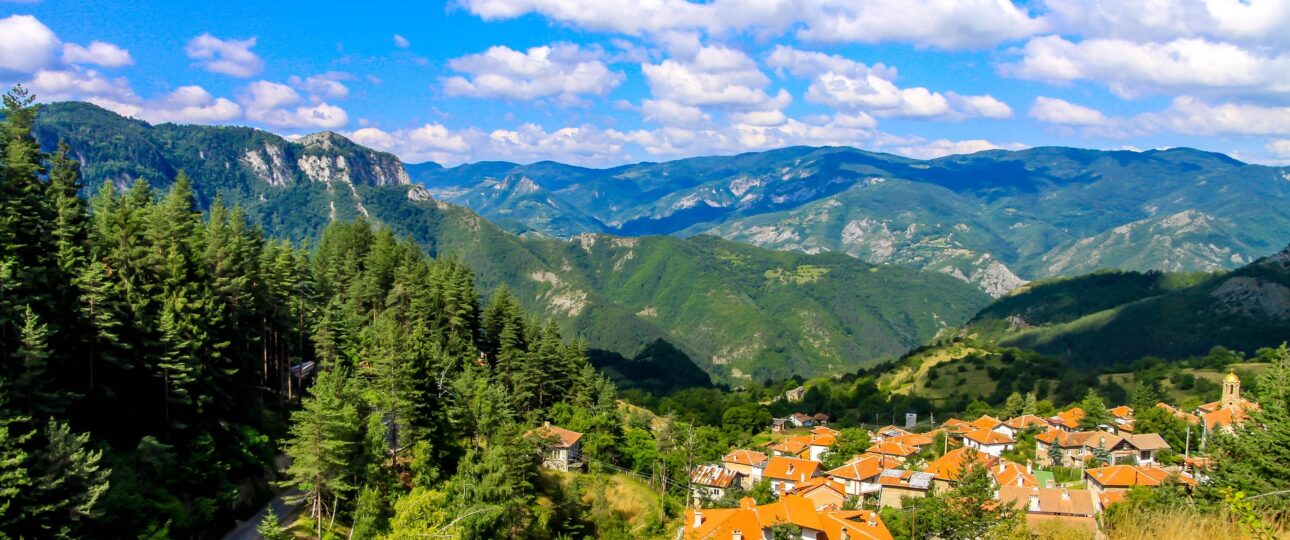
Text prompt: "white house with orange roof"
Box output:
[[1085, 464, 1197, 510], [722, 449, 768, 489], [962, 427, 1015, 456], [998, 414, 1050, 439], [691, 465, 740, 504], [825, 453, 903, 496], [764, 456, 822, 495], [1047, 407, 1085, 432], [531, 422, 583, 471]]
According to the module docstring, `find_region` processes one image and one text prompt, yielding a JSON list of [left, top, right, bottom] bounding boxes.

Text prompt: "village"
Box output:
[[534, 371, 1260, 539]]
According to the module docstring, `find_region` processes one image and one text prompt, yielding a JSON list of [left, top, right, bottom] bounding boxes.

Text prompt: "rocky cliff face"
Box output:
[[296, 131, 411, 187]]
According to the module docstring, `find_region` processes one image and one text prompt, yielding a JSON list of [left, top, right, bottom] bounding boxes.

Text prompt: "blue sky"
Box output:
[[4, 0, 1290, 167]]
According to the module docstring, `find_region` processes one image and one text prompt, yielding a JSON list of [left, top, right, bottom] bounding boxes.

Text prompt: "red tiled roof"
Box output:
[[1003, 415, 1050, 430], [825, 453, 902, 482], [866, 440, 919, 457], [925, 447, 994, 482], [531, 424, 582, 448], [764, 456, 821, 482], [964, 427, 1014, 445], [969, 415, 1003, 430], [683, 496, 895, 540], [1085, 465, 1197, 488]]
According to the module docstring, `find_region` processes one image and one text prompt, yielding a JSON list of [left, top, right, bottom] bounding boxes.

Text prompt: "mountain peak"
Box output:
[[297, 130, 353, 150]]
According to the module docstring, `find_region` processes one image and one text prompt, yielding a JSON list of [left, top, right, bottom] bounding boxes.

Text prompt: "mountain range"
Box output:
[[33, 102, 987, 383], [411, 145, 1290, 297]]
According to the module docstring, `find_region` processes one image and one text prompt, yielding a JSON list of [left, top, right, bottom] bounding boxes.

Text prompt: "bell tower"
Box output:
[[1222, 371, 1241, 409]]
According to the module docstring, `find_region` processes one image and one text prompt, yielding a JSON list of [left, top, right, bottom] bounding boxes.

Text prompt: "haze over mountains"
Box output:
[[413, 145, 1290, 297]]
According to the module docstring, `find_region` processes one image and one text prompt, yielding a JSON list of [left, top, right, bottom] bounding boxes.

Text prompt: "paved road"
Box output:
[[222, 488, 305, 540]]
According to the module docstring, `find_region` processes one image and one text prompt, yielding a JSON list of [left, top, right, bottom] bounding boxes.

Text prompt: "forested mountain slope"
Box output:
[[412, 145, 1290, 296], [33, 101, 988, 381], [955, 245, 1290, 368]]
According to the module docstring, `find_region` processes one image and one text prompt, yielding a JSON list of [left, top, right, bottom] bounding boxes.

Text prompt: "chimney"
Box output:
[[1028, 494, 1040, 512], [867, 512, 876, 527], [694, 509, 703, 528], [1026, 460, 1033, 474], [787, 464, 795, 475], [732, 530, 742, 540], [1061, 489, 1071, 501], [842, 528, 851, 540], [544, 421, 551, 428], [999, 461, 1006, 473], [1017, 476, 1024, 486]]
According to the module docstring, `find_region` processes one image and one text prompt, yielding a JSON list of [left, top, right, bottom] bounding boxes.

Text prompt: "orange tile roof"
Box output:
[[810, 426, 841, 437], [964, 427, 1015, 445], [1085, 465, 1197, 488], [1099, 491, 1126, 508], [692, 465, 740, 488], [530, 424, 582, 448], [991, 459, 1039, 488], [866, 440, 919, 457], [789, 476, 847, 498], [722, 449, 768, 467], [809, 434, 837, 447], [924, 447, 995, 482], [942, 418, 973, 429], [998, 485, 1097, 516], [764, 456, 821, 482], [825, 454, 902, 482], [1156, 402, 1200, 425], [887, 432, 934, 447], [1109, 405, 1134, 419], [1200, 401, 1259, 430], [1036, 429, 1121, 450], [969, 415, 1004, 430], [1048, 407, 1085, 429], [684, 496, 895, 540], [770, 439, 810, 456], [1003, 414, 1050, 430]]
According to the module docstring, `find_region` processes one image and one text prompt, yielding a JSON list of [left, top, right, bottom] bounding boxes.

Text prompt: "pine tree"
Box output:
[[1131, 380, 1159, 414], [0, 86, 55, 364], [1022, 392, 1038, 415], [17, 419, 111, 539], [14, 306, 60, 417], [282, 368, 362, 538], [1077, 388, 1113, 430]]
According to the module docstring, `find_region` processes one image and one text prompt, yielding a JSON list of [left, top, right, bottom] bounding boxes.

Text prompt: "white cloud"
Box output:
[[0, 15, 60, 74], [351, 123, 474, 164], [25, 66, 135, 103], [795, 0, 1046, 50], [392, 34, 411, 48], [462, 0, 1042, 49], [642, 45, 789, 110], [1267, 139, 1290, 158], [1029, 96, 1108, 126], [1136, 96, 1290, 136], [443, 43, 624, 102], [290, 72, 351, 100], [892, 138, 1026, 159], [1002, 35, 1290, 98], [767, 46, 1009, 119], [640, 99, 710, 126], [135, 85, 242, 124], [239, 80, 348, 129], [1044, 0, 1290, 44], [185, 34, 264, 78], [62, 41, 133, 67]]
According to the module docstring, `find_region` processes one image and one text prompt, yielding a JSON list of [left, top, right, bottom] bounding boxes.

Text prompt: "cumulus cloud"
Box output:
[[392, 34, 411, 48], [0, 15, 61, 74], [186, 34, 264, 77], [642, 45, 790, 110], [1044, 0, 1290, 44], [892, 138, 1026, 159], [1135, 96, 1290, 136], [767, 46, 1009, 119], [462, 0, 1042, 49], [1267, 139, 1290, 158], [290, 72, 351, 100], [135, 86, 242, 124], [1002, 35, 1290, 98], [62, 41, 133, 67], [25, 66, 135, 103], [640, 98, 710, 126], [443, 43, 623, 102], [239, 80, 348, 129], [1028, 96, 1108, 126], [351, 123, 474, 163]]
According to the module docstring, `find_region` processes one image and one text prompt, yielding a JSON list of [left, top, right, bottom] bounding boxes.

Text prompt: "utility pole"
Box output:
[[911, 502, 918, 540], [1185, 424, 1191, 457]]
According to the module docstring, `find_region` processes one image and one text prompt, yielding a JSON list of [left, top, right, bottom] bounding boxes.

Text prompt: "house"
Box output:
[[998, 485, 1099, 536], [991, 459, 1039, 489], [722, 449, 769, 490], [769, 438, 812, 459], [1084, 465, 1197, 509], [531, 422, 583, 471], [771, 418, 789, 433], [1036, 430, 1136, 468], [923, 447, 994, 493], [683, 495, 894, 540], [876, 469, 933, 509], [865, 440, 920, 461], [789, 477, 849, 509], [998, 415, 1050, 439], [1121, 433, 1171, 465], [885, 432, 934, 451], [1157, 402, 1200, 425], [812, 413, 830, 426], [764, 456, 822, 495], [871, 425, 914, 442], [692, 465, 741, 504], [825, 453, 903, 497], [810, 425, 841, 437], [961, 427, 1015, 457], [789, 412, 816, 428], [1047, 407, 1085, 432], [968, 415, 1004, 431], [785, 385, 807, 402], [940, 418, 974, 432], [1196, 371, 1259, 441]]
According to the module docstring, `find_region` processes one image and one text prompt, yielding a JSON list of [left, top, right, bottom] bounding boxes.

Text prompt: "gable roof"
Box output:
[[530, 423, 582, 448], [991, 459, 1039, 488], [886, 432, 934, 447], [1156, 402, 1200, 425], [998, 485, 1096, 516], [1085, 465, 1197, 488], [877, 469, 933, 490], [1050, 407, 1085, 429], [769, 439, 810, 456], [866, 440, 919, 457], [1003, 414, 1050, 430], [723, 449, 768, 467], [693, 465, 740, 488], [684, 496, 895, 540], [826, 453, 902, 482], [964, 427, 1015, 446], [789, 476, 847, 499], [810, 426, 841, 437], [1123, 433, 1170, 451], [764, 456, 821, 482], [1109, 405, 1134, 419], [1036, 429, 1122, 450], [969, 415, 1004, 430], [924, 447, 994, 482]]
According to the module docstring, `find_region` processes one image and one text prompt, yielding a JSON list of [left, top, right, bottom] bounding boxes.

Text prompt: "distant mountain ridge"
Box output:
[[33, 101, 989, 382], [410, 145, 1290, 296]]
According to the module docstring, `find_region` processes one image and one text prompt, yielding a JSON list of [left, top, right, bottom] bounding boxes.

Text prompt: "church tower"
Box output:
[[1222, 371, 1241, 409]]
